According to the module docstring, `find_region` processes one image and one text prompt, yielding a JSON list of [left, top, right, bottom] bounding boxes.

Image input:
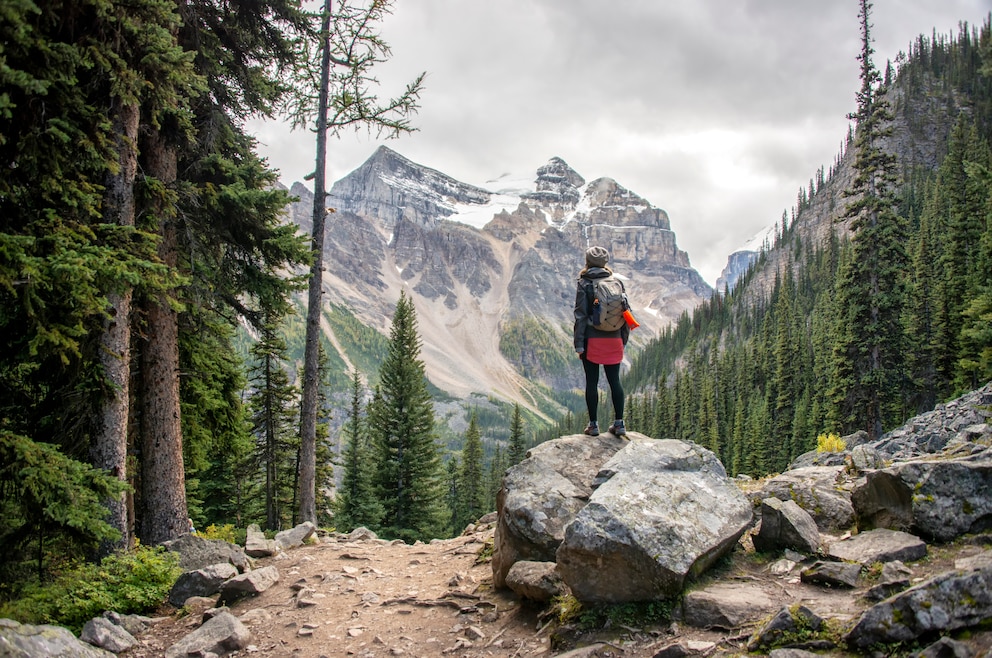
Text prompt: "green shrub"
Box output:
[[0, 544, 181, 633]]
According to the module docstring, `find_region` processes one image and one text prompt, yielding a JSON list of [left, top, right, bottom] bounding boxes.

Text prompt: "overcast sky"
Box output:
[[248, 0, 990, 286]]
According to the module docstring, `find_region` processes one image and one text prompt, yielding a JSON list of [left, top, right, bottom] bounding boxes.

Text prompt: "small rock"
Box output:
[[800, 560, 861, 588], [464, 626, 485, 641]]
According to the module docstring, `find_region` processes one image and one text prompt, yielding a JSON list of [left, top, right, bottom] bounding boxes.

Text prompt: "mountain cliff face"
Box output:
[[292, 146, 711, 417]]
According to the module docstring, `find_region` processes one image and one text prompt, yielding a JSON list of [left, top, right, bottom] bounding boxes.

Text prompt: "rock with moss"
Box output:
[[851, 457, 992, 542], [844, 564, 992, 649], [747, 605, 825, 652], [752, 466, 856, 533]]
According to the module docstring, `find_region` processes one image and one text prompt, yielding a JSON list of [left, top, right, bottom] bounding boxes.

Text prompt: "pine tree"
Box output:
[[507, 404, 527, 466], [486, 444, 508, 511], [454, 412, 486, 533], [248, 313, 300, 531], [333, 369, 383, 532], [828, 0, 909, 439], [369, 292, 448, 542]]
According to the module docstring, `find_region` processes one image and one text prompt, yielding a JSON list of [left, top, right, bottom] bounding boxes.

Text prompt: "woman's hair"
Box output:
[[579, 265, 613, 277]]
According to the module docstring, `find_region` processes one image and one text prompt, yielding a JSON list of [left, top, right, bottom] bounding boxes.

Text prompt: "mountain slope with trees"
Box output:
[[623, 11, 992, 477]]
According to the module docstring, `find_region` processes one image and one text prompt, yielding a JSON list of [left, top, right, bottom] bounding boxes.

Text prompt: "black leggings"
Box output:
[[583, 358, 624, 423]]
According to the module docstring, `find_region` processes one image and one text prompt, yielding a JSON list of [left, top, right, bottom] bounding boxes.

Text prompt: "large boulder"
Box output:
[[753, 466, 856, 532], [164, 611, 249, 658], [844, 565, 992, 649], [0, 619, 114, 657], [168, 562, 239, 607], [492, 432, 627, 588], [555, 438, 752, 602], [851, 457, 992, 542], [161, 533, 250, 573], [752, 497, 821, 555]]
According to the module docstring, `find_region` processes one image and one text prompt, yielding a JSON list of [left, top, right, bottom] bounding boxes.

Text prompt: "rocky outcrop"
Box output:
[[161, 534, 250, 573], [752, 466, 856, 532], [0, 619, 115, 657], [492, 433, 626, 588], [851, 455, 992, 541], [556, 438, 752, 602], [844, 565, 992, 650], [494, 434, 752, 603]]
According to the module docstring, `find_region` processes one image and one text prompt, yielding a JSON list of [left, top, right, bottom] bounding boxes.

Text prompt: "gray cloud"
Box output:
[[250, 0, 989, 284]]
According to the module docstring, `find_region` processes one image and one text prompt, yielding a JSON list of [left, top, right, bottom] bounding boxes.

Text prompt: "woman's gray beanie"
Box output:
[[585, 246, 609, 268]]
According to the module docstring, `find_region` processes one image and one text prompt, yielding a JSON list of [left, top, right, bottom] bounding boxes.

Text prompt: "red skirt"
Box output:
[[586, 337, 624, 365]]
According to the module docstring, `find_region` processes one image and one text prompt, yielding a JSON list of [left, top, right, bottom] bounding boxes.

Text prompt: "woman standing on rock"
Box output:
[[573, 246, 630, 437]]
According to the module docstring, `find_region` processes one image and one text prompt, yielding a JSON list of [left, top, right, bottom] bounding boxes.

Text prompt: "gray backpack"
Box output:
[[588, 276, 627, 332]]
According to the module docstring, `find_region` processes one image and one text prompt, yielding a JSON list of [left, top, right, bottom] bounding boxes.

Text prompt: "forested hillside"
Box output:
[[622, 16, 992, 477]]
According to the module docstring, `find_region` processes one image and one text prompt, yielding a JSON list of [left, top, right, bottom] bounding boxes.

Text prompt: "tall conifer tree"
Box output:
[[828, 0, 908, 439], [508, 404, 527, 466], [368, 292, 447, 542], [455, 412, 486, 533], [334, 369, 383, 531]]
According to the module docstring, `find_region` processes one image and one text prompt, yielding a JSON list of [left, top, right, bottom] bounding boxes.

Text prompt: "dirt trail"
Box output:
[[123, 523, 992, 658]]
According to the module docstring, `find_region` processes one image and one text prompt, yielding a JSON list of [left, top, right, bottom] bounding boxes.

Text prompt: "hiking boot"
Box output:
[[583, 421, 599, 436], [607, 419, 626, 437]]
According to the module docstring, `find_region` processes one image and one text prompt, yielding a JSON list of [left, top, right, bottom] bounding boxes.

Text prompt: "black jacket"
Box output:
[[573, 267, 630, 353]]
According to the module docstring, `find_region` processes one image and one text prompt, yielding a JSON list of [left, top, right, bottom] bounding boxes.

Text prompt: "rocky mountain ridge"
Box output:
[[289, 146, 712, 418]]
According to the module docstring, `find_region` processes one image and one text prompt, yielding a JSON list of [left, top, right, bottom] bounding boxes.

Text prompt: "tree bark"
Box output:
[[298, 0, 333, 525], [138, 127, 188, 545], [92, 99, 139, 556]]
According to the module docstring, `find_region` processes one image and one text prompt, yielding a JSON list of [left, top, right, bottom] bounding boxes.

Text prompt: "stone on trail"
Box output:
[[80, 616, 139, 653], [752, 497, 821, 555], [245, 524, 277, 558], [799, 560, 861, 588], [169, 562, 239, 607], [556, 438, 752, 602], [275, 521, 316, 550], [753, 466, 855, 532], [826, 527, 926, 565], [164, 611, 249, 658], [504, 560, 568, 602], [681, 582, 779, 630], [218, 565, 280, 606]]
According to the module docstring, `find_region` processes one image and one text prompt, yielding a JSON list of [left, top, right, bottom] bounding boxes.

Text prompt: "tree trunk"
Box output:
[[298, 0, 333, 525], [137, 127, 188, 546], [91, 99, 139, 556]]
